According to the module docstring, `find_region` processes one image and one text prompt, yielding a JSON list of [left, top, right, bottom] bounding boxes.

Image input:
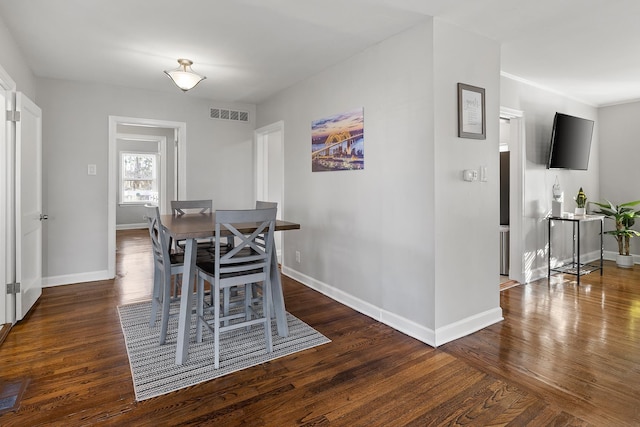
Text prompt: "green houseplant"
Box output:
[[592, 199, 640, 268]]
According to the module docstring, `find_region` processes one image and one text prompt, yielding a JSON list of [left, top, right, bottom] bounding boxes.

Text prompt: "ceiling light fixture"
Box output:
[[164, 58, 206, 92]]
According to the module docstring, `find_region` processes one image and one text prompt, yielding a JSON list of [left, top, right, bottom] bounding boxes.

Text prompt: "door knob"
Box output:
[[40, 214, 49, 221]]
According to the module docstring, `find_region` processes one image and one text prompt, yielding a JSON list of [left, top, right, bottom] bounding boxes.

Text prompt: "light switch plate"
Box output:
[[479, 166, 487, 182], [88, 164, 97, 175]]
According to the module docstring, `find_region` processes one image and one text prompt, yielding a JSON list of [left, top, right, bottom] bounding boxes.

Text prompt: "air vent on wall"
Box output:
[[210, 108, 249, 123]]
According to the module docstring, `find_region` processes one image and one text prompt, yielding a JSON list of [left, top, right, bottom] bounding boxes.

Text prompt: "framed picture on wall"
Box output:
[[458, 83, 486, 139], [311, 107, 364, 172]]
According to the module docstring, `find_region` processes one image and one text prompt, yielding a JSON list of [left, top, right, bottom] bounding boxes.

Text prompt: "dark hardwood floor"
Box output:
[[0, 229, 639, 426]]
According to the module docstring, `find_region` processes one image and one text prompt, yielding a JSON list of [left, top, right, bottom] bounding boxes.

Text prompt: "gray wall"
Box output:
[[257, 19, 502, 346], [599, 101, 640, 257], [36, 77, 256, 280], [0, 14, 35, 99]]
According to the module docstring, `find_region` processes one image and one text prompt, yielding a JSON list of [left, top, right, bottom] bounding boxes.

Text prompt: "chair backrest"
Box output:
[[145, 205, 172, 272], [171, 199, 213, 215], [214, 208, 277, 280], [254, 201, 277, 250], [256, 200, 277, 210]]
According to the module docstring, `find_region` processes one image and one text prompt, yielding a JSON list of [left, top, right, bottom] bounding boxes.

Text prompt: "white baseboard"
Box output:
[[43, 270, 113, 287], [603, 250, 638, 264], [116, 223, 147, 231], [433, 307, 503, 346], [281, 266, 503, 348]]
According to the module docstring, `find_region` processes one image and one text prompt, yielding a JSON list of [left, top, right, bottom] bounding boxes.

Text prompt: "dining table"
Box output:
[[160, 212, 301, 365]]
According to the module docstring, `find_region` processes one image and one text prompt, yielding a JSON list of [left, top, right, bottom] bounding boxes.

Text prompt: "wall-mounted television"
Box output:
[[547, 112, 594, 170]]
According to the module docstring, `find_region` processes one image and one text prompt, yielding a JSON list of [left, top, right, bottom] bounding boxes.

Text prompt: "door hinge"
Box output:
[[6, 282, 21, 295], [6, 110, 21, 122]]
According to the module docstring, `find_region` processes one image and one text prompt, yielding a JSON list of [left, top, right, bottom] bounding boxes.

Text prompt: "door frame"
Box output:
[[254, 121, 284, 258], [500, 107, 525, 284], [0, 64, 16, 324], [108, 116, 186, 278]]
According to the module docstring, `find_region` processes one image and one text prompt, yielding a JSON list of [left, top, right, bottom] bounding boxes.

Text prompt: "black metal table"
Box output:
[[547, 215, 604, 285]]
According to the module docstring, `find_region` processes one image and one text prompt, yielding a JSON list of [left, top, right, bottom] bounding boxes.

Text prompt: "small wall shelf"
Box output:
[[547, 215, 604, 285]]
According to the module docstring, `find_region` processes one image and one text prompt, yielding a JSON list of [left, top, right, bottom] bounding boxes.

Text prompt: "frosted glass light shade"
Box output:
[[164, 59, 206, 91]]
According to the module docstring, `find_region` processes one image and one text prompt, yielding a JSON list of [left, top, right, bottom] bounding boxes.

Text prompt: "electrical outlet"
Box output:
[[295, 251, 301, 263]]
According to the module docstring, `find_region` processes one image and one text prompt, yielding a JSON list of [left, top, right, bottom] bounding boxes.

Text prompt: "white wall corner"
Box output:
[[433, 307, 503, 347], [43, 270, 112, 287]]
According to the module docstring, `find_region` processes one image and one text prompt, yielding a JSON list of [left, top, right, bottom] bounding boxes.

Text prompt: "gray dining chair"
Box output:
[[171, 199, 236, 253], [194, 207, 277, 369], [145, 205, 213, 344], [170, 199, 215, 252], [145, 205, 184, 344]]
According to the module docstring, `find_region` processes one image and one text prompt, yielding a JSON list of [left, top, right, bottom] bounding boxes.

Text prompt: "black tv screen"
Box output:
[[547, 113, 594, 170]]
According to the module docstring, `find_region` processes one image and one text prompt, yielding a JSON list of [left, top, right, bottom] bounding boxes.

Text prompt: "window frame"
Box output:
[[119, 151, 159, 206]]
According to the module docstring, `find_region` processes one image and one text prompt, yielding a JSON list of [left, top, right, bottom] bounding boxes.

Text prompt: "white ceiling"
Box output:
[[1, 0, 638, 106]]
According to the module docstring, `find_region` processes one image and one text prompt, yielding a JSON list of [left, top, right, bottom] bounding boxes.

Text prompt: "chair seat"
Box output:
[[169, 250, 215, 265]]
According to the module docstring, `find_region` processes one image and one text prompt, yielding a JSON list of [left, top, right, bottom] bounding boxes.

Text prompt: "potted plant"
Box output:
[[592, 199, 640, 268], [574, 187, 587, 215]]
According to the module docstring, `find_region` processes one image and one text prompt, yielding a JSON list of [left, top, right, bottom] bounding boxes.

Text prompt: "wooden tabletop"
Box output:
[[160, 213, 300, 240]]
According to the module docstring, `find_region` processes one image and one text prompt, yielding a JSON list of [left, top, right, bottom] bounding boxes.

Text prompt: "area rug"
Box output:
[[117, 299, 330, 401]]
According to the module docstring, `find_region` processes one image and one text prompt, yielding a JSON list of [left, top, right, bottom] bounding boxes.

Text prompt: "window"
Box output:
[[120, 152, 158, 204]]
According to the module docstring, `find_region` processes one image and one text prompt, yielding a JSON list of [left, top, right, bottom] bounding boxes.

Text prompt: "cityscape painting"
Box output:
[[311, 107, 364, 172]]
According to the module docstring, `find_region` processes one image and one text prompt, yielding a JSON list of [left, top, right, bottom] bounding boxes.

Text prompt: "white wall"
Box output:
[[257, 19, 502, 346], [432, 20, 502, 333], [36, 78, 256, 281], [0, 15, 36, 99], [599, 101, 640, 257], [500, 75, 600, 281]]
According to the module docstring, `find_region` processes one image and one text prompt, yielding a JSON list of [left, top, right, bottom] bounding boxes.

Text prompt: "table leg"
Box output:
[[175, 238, 197, 365], [270, 240, 289, 337], [575, 221, 580, 285]]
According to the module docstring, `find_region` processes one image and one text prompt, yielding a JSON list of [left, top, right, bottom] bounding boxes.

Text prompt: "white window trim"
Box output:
[[119, 151, 159, 206]]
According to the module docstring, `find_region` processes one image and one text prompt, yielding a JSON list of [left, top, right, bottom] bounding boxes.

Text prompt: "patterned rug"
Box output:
[[118, 299, 330, 401]]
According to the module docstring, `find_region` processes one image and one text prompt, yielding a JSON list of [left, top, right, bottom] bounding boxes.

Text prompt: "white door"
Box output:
[[0, 84, 9, 324], [15, 92, 43, 320], [255, 122, 284, 259]]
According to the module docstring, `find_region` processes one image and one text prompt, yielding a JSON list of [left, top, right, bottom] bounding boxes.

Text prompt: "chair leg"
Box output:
[[223, 288, 230, 326], [159, 269, 172, 345], [214, 280, 221, 369], [149, 265, 161, 328], [244, 284, 252, 331], [263, 277, 273, 354], [196, 274, 205, 343]]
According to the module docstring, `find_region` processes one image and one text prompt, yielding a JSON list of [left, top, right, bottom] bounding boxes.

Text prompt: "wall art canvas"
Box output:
[[311, 107, 364, 172]]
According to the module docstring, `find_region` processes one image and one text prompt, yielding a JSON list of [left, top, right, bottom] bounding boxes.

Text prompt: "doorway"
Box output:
[[500, 107, 525, 285], [107, 116, 187, 278], [255, 121, 284, 260]]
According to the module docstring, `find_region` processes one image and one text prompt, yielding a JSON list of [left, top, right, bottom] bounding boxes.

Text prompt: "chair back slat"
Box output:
[[171, 199, 213, 215]]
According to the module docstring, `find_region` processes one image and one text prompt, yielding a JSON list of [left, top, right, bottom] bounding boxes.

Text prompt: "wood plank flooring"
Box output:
[[0, 229, 639, 426]]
